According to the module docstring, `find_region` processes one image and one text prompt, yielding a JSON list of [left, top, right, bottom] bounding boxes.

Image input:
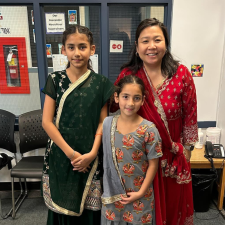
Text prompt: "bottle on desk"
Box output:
[[195, 128, 204, 149]]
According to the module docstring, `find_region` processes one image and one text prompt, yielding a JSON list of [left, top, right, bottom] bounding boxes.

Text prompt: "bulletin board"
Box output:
[[27, 6, 80, 67]]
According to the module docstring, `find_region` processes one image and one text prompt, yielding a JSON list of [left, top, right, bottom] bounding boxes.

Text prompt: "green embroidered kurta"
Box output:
[[41, 70, 114, 224]]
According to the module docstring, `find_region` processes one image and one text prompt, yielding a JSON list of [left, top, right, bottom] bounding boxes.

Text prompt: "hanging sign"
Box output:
[[52, 54, 68, 72], [45, 13, 65, 34], [110, 40, 123, 53]]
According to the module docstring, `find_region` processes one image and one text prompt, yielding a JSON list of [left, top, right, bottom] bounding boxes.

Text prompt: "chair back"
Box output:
[[19, 109, 48, 154], [0, 109, 16, 153]]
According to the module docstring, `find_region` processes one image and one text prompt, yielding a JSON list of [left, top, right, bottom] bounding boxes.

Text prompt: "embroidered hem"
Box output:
[[84, 179, 102, 211], [183, 214, 194, 225], [101, 194, 127, 205], [42, 157, 99, 216], [160, 159, 192, 184]]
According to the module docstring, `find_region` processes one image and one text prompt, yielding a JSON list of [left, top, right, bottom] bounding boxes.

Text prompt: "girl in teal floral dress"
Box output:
[[42, 25, 114, 225], [101, 75, 163, 225]]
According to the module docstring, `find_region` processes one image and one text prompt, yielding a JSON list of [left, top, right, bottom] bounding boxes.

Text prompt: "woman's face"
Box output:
[[136, 25, 166, 68]]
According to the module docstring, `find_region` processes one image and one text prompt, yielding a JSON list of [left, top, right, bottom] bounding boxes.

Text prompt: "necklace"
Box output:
[[155, 76, 167, 90]]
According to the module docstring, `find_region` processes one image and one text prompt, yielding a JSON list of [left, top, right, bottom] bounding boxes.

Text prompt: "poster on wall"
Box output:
[[45, 13, 65, 34], [90, 54, 98, 73], [31, 10, 34, 25], [33, 29, 35, 43], [52, 54, 68, 71], [46, 44, 52, 58], [191, 64, 204, 77], [58, 43, 63, 54], [68, 10, 77, 24]]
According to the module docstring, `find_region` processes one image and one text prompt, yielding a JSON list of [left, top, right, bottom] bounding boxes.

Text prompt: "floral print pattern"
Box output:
[[101, 119, 162, 224]]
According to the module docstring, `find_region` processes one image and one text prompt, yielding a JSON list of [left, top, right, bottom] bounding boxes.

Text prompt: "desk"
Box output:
[[191, 146, 225, 210]]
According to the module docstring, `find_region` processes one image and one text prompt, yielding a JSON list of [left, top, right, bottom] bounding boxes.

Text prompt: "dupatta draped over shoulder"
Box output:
[[101, 116, 127, 204], [112, 65, 198, 225], [42, 70, 114, 217]]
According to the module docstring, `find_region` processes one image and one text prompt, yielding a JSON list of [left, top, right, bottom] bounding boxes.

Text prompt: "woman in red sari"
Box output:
[[111, 18, 198, 225]]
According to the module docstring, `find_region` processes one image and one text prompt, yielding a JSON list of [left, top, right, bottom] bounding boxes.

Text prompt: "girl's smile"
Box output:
[[114, 83, 144, 118], [136, 25, 166, 67]]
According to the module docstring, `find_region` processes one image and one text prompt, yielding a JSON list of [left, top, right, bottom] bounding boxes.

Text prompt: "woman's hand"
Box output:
[[72, 152, 96, 171], [119, 192, 142, 205]]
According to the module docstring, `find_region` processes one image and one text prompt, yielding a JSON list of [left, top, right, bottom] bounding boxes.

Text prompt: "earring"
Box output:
[[136, 52, 139, 57]]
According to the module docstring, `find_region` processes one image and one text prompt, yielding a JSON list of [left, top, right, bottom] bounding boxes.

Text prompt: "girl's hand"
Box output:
[[77, 166, 90, 173], [72, 152, 96, 169], [184, 148, 191, 162], [70, 151, 82, 161], [119, 192, 142, 205]]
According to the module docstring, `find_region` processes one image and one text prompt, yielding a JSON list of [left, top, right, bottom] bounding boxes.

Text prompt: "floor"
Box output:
[[0, 190, 225, 225]]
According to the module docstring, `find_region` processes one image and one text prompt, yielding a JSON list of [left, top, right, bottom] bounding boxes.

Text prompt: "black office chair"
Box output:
[[0, 109, 16, 219], [10, 109, 48, 219]]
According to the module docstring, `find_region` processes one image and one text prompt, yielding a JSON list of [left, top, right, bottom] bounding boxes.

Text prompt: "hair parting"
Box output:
[[115, 75, 145, 97]]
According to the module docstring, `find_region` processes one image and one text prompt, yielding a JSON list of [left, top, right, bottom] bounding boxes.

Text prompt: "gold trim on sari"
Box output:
[[56, 69, 91, 129], [111, 115, 126, 191], [143, 67, 191, 184], [100, 115, 127, 204], [101, 193, 127, 205], [43, 158, 98, 216], [43, 69, 99, 215]]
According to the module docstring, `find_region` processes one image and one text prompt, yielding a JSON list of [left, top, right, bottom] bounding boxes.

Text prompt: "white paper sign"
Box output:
[[52, 54, 68, 72], [45, 13, 65, 34], [52, 54, 99, 73], [90, 54, 98, 73], [110, 40, 123, 53]]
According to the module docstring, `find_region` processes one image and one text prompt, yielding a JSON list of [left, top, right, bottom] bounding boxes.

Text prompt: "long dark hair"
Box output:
[[62, 25, 94, 70], [121, 18, 179, 78]]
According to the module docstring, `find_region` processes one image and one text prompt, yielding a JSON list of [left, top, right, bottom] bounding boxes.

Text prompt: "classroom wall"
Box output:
[[0, 6, 41, 116], [217, 35, 225, 147], [170, 0, 225, 122], [0, 6, 32, 67], [0, 72, 41, 116]]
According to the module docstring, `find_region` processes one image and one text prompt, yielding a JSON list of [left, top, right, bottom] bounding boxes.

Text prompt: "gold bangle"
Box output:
[[68, 151, 75, 160], [95, 133, 102, 137]]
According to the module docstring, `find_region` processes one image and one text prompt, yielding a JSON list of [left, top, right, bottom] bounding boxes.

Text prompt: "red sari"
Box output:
[[112, 64, 198, 225]]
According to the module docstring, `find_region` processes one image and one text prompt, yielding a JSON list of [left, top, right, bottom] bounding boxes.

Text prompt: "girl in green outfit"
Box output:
[[42, 25, 114, 225]]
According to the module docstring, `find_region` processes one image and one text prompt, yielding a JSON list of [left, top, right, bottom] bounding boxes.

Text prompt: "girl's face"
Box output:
[[136, 25, 166, 68], [62, 33, 95, 71], [114, 83, 144, 118]]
